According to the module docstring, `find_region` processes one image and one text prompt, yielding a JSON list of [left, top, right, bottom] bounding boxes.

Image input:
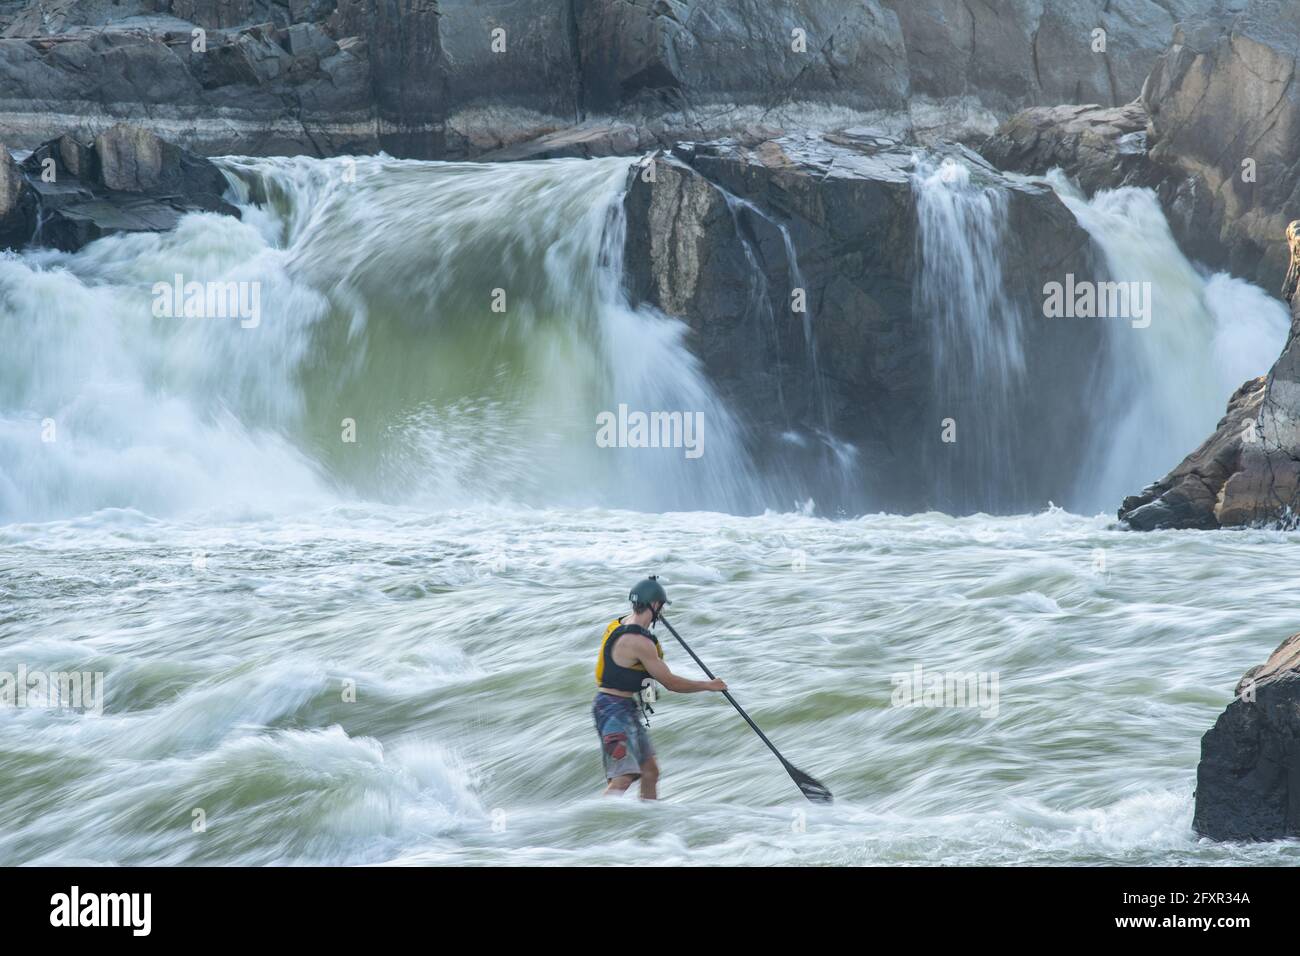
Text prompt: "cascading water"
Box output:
[[1040, 171, 1291, 513], [911, 157, 1028, 513], [0, 155, 769, 521], [909, 158, 1290, 517]]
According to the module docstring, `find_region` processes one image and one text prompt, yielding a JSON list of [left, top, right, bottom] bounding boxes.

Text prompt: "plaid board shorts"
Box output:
[[592, 692, 655, 779]]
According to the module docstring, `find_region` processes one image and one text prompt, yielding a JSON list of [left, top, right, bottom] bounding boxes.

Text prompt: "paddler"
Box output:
[[592, 576, 726, 799]]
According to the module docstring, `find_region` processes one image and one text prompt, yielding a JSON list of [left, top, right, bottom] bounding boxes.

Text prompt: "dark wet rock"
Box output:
[[3, 123, 238, 253], [622, 130, 1106, 513], [1194, 631, 1300, 841], [0, 141, 36, 247], [92, 123, 226, 197], [1117, 376, 1266, 530]]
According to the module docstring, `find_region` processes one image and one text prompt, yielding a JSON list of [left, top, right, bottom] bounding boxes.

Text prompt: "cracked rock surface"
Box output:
[[0, 0, 1225, 159]]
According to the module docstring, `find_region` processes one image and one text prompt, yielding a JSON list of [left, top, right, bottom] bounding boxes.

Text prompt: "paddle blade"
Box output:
[[788, 765, 833, 804]]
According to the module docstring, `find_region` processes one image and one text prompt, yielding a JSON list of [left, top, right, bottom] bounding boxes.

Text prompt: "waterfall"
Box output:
[[0, 155, 766, 521], [4, 150, 1288, 524], [911, 157, 1028, 513], [1042, 171, 1291, 513]]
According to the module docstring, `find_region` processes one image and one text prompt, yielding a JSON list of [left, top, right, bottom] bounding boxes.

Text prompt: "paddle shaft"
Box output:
[[658, 615, 794, 772]]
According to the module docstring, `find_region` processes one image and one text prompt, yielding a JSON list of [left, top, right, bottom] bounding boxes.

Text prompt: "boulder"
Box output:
[[4, 123, 239, 253], [1117, 376, 1266, 530], [980, 101, 1160, 195], [1194, 631, 1300, 841]]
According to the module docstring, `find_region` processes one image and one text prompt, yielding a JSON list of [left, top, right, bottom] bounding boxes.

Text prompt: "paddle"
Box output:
[[658, 614, 833, 804]]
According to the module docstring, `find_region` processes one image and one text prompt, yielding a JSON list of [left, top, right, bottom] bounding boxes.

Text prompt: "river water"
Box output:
[[4, 506, 1299, 865], [1, 152, 1295, 865]]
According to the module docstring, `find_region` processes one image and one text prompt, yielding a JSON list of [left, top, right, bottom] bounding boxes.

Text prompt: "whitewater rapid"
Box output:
[[3, 505, 1298, 865]]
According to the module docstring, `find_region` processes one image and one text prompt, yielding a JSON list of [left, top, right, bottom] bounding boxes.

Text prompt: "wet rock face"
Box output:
[[622, 131, 1106, 514], [882, 0, 1216, 116], [0, 124, 238, 253], [1194, 632, 1300, 842], [0, 0, 1227, 159], [576, 0, 910, 116], [1141, 0, 1300, 294], [0, 143, 36, 247]]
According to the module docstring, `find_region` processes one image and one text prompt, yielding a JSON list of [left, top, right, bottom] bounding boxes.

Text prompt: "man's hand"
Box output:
[[706, 678, 727, 692]]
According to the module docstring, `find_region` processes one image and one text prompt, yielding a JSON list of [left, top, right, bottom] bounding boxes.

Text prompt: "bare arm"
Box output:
[[626, 636, 726, 694]]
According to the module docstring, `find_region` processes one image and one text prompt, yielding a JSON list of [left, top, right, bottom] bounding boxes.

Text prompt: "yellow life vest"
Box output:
[[595, 618, 664, 691]]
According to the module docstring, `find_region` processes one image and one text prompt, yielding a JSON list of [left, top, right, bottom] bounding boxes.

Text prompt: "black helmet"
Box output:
[[629, 576, 669, 609]]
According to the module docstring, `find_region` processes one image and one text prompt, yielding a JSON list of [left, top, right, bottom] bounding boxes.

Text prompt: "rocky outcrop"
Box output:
[[1119, 220, 1300, 529], [0, 18, 380, 157], [1117, 377, 1266, 530], [0, 123, 238, 252], [1141, 0, 1300, 293], [622, 130, 1107, 514], [1194, 631, 1300, 841], [980, 101, 1160, 195], [0, 0, 1227, 160]]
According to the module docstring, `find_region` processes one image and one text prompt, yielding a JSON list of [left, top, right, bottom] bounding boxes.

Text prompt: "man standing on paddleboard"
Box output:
[[593, 576, 726, 799]]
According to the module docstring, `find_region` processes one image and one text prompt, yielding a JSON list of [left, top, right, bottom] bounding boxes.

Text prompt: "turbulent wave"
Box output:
[[5, 504, 1300, 865]]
